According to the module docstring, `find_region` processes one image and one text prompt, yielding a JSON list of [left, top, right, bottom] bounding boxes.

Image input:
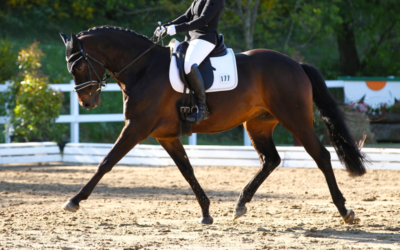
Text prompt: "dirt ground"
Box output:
[[1, 164, 400, 250]]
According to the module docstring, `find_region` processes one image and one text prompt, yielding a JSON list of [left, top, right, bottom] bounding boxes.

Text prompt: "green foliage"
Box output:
[[80, 122, 124, 143], [79, 92, 123, 115], [0, 38, 17, 83], [198, 126, 244, 146], [1, 42, 64, 142], [0, 125, 5, 142], [273, 124, 293, 145]]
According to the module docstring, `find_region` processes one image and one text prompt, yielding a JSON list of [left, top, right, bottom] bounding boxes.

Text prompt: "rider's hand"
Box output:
[[154, 26, 166, 37], [167, 25, 176, 36]]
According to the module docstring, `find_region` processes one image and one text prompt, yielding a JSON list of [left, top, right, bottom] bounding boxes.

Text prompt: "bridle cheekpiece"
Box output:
[[67, 40, 112, 96]]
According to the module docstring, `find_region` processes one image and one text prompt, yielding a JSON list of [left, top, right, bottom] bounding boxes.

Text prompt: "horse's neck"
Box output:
[[101, 36, 170, 93], [103, 36, 154, 72]]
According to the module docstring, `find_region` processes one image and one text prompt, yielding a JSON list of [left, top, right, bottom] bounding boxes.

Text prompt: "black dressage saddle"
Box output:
[[174, 34, 228, 90]]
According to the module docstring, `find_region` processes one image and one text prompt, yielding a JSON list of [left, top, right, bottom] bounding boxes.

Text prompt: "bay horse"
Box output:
[[59, 26, 367, 225]]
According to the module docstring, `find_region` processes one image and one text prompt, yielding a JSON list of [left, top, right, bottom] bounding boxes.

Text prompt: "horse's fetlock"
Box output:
[[333, 199, 346, 209], [181, 169, 195, 180], [97, 164, 113, 174]]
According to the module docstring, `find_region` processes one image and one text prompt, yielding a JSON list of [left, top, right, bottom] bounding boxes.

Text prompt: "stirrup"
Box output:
[[186, 106, 209, 124]]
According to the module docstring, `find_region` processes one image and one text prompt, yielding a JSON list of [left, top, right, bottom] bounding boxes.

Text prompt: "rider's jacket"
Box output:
[[164, 0, 225, 45]]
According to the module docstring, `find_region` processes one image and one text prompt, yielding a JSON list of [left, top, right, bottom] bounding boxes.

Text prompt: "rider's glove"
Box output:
[[167, 25, 176, 36], [154, 26, 166, 37]]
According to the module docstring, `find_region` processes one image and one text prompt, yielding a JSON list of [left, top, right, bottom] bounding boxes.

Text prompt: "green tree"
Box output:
[[333, 0, 400, 76], [2, 42, 63, 142]]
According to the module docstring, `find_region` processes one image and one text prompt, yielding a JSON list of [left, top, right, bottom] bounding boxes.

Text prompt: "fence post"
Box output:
[[4, 119, 11, 143], [70, 80, 79, 143], [244, 126, 251, 146], [189, 133, 197, 145], [4, 81, 11, 143]]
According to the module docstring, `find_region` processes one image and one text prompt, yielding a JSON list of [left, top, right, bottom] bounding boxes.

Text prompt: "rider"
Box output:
[[155, 0, 225, 123]]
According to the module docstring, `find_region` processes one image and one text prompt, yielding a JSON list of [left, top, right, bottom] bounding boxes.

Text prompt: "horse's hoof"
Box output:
[[233, 206, 247, 220], [342, 209, 355, 224], [62, 201, 80, 212], [199, 216, 213, 225]]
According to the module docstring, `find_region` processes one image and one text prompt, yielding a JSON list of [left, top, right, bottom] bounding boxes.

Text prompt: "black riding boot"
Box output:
[[186, 64, 210, 124]]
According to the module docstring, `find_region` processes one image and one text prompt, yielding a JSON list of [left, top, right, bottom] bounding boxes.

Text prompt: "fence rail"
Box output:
[[1, 141, 399, 170], [0, 142, 62, 165], [64, 143, 400, 170], [0, 80, 342, 144]]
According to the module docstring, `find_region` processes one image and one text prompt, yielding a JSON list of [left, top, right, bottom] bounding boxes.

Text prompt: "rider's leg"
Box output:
[[184, 39, 215, 74], [184, 39, 215, 123]]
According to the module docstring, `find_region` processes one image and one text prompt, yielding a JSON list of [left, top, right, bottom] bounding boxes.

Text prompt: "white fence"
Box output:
[[1, 142, 399, 170], [63, 143, 400, 170], [0, 142, 62, 165], [1, 80, 342, 145]]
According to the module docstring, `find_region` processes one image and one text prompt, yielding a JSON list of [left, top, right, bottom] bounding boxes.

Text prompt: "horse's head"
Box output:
[[60, 33, 104, 109]]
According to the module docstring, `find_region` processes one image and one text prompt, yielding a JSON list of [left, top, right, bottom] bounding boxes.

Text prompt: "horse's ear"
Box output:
[[71, 33, 79, 49], [60, 33, 70, 46]]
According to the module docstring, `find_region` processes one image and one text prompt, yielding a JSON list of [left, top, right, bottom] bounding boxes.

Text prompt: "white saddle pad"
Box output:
[[169, 39, 238, 93]]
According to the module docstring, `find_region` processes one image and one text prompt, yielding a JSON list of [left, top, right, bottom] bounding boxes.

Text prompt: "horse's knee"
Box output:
[[260, 154, 281, 173]]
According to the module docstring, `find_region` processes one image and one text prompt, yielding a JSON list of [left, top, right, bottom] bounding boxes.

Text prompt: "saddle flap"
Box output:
[[169, 38, 238, 94]]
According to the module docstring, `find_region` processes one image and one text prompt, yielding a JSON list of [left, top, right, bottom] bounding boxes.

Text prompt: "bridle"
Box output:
[[67, 31, 168, 96], [67, 41, 107, 95]]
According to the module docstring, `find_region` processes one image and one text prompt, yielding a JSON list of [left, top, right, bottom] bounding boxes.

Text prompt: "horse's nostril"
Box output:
[[83, 102, 91, 108]]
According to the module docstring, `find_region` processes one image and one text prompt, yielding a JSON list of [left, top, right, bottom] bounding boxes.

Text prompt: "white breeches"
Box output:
[[184, 39, 216, 74]]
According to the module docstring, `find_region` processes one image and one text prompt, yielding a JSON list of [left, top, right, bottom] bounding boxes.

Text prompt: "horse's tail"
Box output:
[[300, 62, 367, 177]]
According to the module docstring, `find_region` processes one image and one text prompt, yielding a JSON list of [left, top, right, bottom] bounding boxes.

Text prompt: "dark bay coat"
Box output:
[[164, 0, 225, 45]]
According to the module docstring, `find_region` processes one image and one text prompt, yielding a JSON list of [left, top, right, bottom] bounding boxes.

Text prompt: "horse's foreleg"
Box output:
[[62, 122, 146, 212], [157, 138, 213, 225], [235, 119, 281, 220]]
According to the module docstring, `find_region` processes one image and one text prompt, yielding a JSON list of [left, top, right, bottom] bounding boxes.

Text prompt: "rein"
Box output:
[[67, 33, 169, 96]]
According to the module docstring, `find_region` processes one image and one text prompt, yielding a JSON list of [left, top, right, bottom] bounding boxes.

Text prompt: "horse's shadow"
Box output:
[[0, 165, 297, 200], [0, 179, 296, 202], [277, 226, 400, 245]]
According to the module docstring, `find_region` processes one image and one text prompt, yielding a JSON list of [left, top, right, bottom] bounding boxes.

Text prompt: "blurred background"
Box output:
[[1, 0, 399, 147]]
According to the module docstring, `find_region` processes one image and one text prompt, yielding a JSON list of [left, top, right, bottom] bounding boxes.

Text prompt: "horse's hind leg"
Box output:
[[291, 129, 355, 223], [158, 138, 213, 224], [234, 118, 281, 219], [271, 106, 355, 223]]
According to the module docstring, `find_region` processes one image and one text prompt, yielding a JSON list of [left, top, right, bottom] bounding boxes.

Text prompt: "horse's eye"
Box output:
[[78, 66, 83, 71]]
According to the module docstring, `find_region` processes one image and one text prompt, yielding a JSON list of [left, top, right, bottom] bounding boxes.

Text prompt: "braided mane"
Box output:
[[76, 25, 156, 45]]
